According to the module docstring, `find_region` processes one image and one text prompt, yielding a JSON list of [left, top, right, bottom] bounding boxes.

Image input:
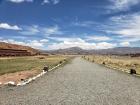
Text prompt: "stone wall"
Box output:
[[0, 49, 31, 56]]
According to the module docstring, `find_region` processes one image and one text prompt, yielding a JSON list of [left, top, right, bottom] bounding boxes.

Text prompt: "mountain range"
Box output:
[[1, 42, 140, 56], [44, 47, 140, 55]]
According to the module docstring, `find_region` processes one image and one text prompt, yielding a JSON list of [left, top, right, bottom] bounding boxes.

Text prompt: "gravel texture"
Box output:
[[0, 57, 140, 105]]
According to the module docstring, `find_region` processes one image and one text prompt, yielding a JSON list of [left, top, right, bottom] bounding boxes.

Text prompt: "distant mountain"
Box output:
[[44, 47, 140, 55], [44, 47, 88, 55], [0, 42, 39, 55], [92, 47, 140, 55]]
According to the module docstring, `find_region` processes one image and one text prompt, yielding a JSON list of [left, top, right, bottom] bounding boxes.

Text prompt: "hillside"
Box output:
[[91, 47, 140, 55], [0, 42, 39, 55], [44, 47, 88, 55]]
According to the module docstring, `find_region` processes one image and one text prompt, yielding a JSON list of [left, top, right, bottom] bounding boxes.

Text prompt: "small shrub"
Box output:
[[43, 66, 48, 72], [59, 61, 63, 64], [130, 69, 136, 74], [21, 79, 24, 81], [38, 57, 45, 59], [102, 62, 105, 65]]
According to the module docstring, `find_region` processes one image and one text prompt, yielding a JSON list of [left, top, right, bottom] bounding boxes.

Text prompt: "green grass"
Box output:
[[0, 55, 69, 75]]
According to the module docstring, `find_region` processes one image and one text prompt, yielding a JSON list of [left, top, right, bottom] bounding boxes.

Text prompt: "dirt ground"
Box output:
[[0, 70, 40, 85]]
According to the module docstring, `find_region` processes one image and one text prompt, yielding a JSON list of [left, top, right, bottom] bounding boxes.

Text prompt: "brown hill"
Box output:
[[0, 42, 39, 55]]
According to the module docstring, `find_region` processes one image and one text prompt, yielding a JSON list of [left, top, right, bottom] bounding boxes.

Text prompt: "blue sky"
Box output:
[[0, 0, 140, 50]]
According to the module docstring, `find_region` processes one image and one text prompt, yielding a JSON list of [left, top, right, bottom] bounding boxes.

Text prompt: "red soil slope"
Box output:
[[0, 42, 39, 55]]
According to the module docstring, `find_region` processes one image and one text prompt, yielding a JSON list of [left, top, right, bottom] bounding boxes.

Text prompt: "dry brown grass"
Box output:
[[84, 55, 140, 74]]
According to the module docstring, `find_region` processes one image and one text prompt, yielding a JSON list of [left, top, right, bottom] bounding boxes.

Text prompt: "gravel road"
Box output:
[[0, 57, 140, 105]]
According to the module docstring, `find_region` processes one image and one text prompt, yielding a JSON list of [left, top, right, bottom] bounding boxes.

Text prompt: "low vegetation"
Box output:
[[0, 55, 74, 85], [83, 55, 140, 74], [0, 55, 71, 75]]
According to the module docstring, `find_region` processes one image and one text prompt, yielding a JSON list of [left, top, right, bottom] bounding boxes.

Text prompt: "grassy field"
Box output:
[[0, 55, 71, 75], [83, 55, 140, 74]]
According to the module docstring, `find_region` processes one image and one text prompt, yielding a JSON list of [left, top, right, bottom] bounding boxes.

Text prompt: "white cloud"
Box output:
[[48, 37, 84, 42], [48, 40, 95, 50], [7, 0, 33, 3], [1, 39, 26, 45], [8, 0, 60, 5], [40, 39, 49, 43], [0, 23, 21, 30], [106, 12, 140, 42], [114, 29, 140, 37], [73, 21, 96, 28], [120, 37, 140, 42], [0, 39, 49, 49], [19, 25, 63, 36], [20, 25, 39, 35], [86, 36, 111, 41], [120, 41, 130, 46], [103, 12, 140, 46], [52, 0, 60, 4], [43, 25, 63, 36], [47, 37, 116, 50], [42, 0, 60, 5], [27, 40, 44, 48], [109, 0, 140, 11], [96, 42, 117, 49], [42, 0, 50, 4]]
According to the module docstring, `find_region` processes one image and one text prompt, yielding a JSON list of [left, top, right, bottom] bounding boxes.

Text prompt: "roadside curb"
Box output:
[[16, 61, 65, 86]]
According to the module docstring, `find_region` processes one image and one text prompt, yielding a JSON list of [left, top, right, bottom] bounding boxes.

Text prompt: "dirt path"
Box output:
[[0, 57, 140, 105]]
